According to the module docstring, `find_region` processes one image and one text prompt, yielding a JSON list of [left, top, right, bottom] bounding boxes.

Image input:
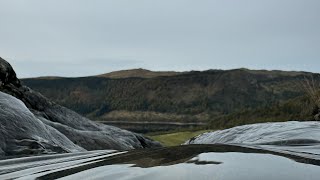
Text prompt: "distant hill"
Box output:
[[97, 68, 181, 79], [31, 76, 63, 80], [22, 68, 320, 128]]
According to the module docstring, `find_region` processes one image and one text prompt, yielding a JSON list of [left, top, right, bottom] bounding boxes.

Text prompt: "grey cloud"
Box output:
[[0, 0, 319, 77]]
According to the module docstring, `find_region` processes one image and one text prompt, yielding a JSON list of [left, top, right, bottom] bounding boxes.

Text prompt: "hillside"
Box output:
[[22, 68, 320, 128], [97, 68, 181, 79], [209, 92, 319, 129]]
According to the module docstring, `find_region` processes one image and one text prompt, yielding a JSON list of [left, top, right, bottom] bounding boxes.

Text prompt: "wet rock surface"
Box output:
[[0, 57, 161, 157], [2, 121, 316, 180], [1, 144, 320, 180]]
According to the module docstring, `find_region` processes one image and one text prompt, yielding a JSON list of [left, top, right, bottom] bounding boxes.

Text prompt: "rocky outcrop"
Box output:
[[0, 57, 161, 156], [185, 121, 320, 155], [0, 57, 20, 86]]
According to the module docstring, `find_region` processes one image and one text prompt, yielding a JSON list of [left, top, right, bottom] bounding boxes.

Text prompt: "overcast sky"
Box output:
[[0, 0, 319, 78]]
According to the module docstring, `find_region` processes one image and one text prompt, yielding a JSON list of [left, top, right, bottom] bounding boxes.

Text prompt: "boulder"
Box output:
[[0, 57, 161, 156], [185, 121, 320, 155]]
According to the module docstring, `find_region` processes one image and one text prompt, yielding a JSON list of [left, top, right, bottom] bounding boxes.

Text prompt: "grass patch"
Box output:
[[148, 130, 213, 147]]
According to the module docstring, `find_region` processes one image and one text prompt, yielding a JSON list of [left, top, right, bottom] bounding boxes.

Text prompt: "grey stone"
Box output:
[[0, 57, 161, 157]]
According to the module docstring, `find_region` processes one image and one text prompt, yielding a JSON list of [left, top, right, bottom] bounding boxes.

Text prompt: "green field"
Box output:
[[148, 130, 213, 147]]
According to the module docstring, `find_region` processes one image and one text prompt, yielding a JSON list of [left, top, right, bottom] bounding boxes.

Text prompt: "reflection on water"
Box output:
[[1, 144, 320, 180], [186, 157, 222, 165]]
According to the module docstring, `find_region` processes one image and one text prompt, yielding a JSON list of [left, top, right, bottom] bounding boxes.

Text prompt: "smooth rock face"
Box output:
[[0, 92, 84, 156], [186, 121, 320, 155], [0, 57, 161, 156]]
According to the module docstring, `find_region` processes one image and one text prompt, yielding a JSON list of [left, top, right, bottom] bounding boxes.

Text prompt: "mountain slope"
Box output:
[[208, 90, 320, 129], [0, 57, 161, 156], [22, 68, 320, 125]]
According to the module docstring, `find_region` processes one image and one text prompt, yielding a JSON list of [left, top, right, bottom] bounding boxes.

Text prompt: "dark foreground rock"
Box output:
[[1, 144, 320, 180], [0, 57, 161, 157]]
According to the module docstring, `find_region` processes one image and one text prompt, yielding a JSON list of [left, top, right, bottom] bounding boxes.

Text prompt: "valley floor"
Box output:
[[148, 130, 213, 146]]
